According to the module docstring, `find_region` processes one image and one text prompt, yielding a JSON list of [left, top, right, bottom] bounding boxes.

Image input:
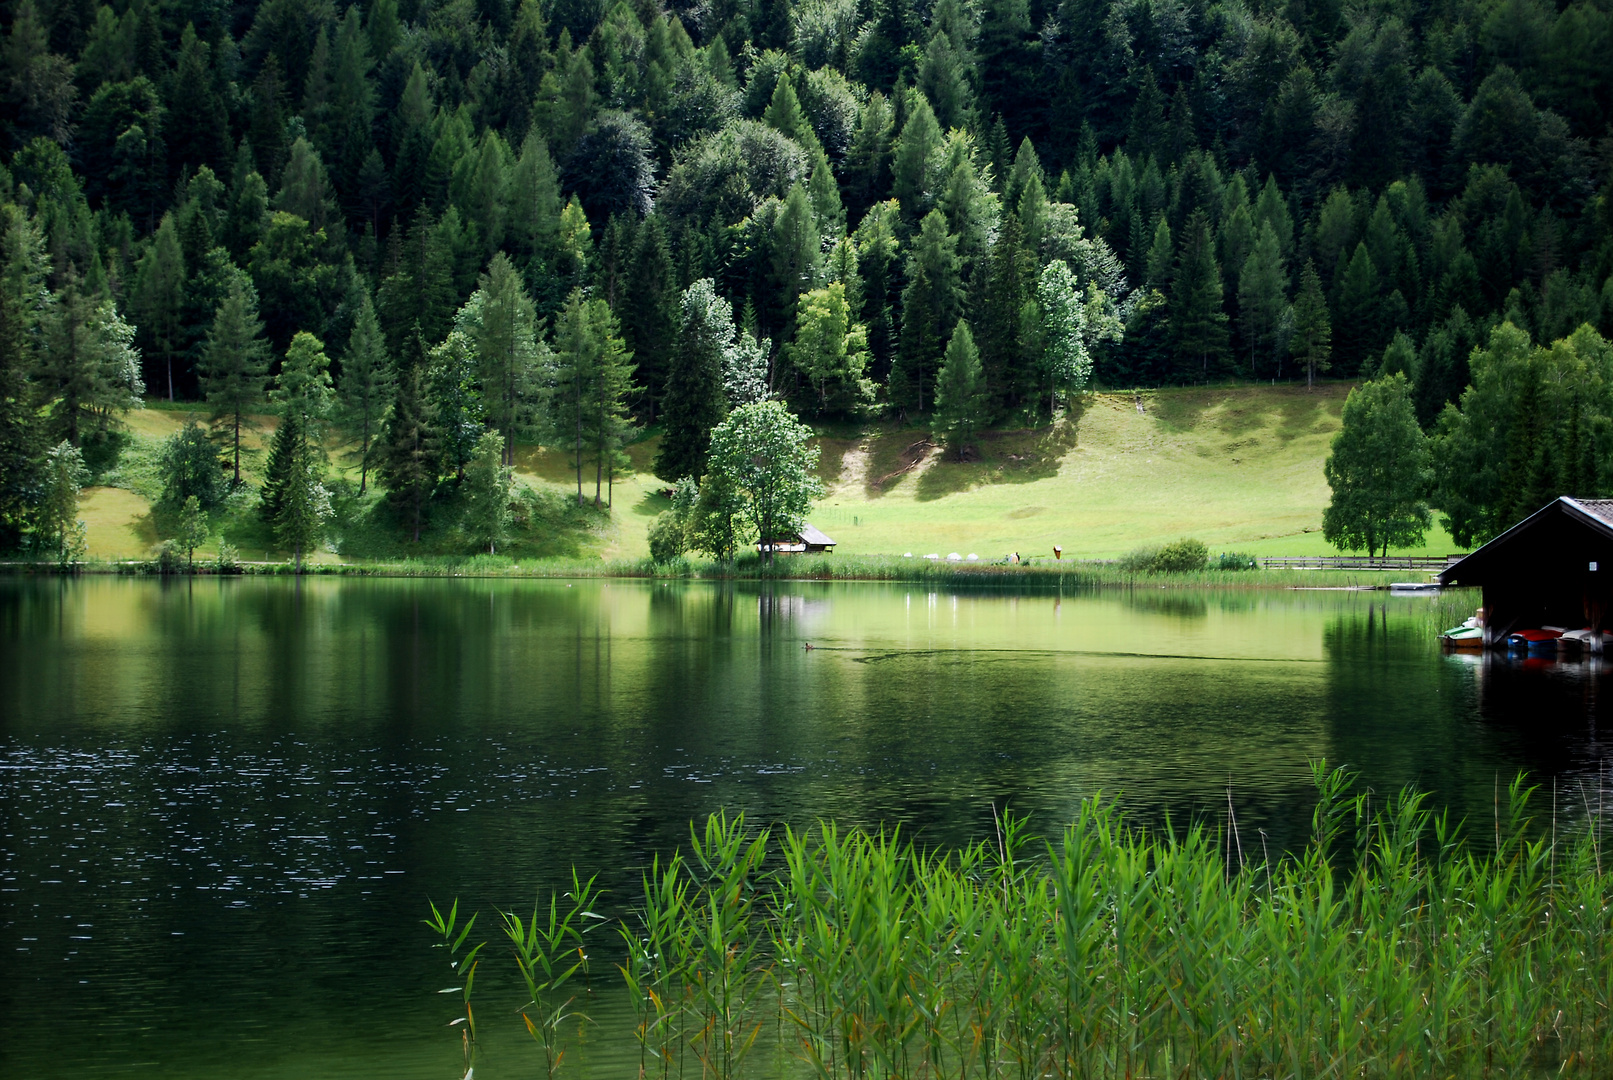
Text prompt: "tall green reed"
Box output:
[[424, 898, 485, 1080], [429, 765, 1613, 1079]]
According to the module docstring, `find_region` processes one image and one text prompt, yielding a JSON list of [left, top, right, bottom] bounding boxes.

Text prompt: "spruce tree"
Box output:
[[0, 205, 44, 548], [132, 213, 185, 400], [654, 279, 731, 483], [897, 210, 963, 414], [338, 292, 393, 494], [1290, 259, 1332, 388], [553, 289, 635, 503], [377, 329, 437, 541], [1170, 210, 1230, 380], [259, 409, 302, 526], [619, 217, 677, 422], [933, 319, 986, 458], [200, 277, 271, 485], [465, 252, 543, 464]]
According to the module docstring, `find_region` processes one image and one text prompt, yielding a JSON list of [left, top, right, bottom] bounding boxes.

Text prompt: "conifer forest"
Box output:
[[1, 0, 1612, 554]]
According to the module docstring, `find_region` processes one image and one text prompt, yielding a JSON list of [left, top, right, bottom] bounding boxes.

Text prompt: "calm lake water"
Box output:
[[2, 576, 1610, 1079]]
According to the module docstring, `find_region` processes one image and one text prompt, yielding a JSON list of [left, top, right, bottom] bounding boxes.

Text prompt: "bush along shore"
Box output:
[[0, 552, 1415, 590], [431, 767, 1611, 1080]]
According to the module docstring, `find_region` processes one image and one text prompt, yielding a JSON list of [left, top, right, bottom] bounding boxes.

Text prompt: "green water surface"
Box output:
[[0, 577, 1607, 1078]]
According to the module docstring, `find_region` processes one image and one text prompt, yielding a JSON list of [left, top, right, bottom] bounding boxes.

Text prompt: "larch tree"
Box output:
[[40, 273, 143, 448], [787, 283, 872, 416], [1323, 373, 1431, 557], [552, 289, 634, 505], [199, 276, 270, 485], [933, 319, 987, 459], [461, 429, 513, 553], [1037, 261, 1091, 414], [1237, 223, 1288, 379]]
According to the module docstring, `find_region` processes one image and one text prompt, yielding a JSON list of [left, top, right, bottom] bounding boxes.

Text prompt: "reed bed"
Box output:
[[436, 766, 1613, 1080]]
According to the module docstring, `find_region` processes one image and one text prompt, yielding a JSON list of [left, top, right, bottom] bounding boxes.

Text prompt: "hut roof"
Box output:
[[799, 523, 836, 547], [1439, 497, 1613, 587]]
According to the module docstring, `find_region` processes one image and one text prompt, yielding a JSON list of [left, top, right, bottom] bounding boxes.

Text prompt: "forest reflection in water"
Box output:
[[0, 576, 1609, 1079]]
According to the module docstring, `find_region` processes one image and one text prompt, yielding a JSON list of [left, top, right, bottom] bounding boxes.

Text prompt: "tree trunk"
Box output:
[[233, 412, 242, 484]]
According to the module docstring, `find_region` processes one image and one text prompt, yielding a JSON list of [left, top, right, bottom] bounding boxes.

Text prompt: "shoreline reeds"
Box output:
[[436, 765, 1612, 1079]]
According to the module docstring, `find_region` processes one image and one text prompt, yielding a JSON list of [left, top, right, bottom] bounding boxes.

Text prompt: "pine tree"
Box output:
[[0, 205, 44, 548], [338, 292, 394, 494], [654, 279, 732, 483], [1170, 209, 1230, 380], [891, 92, 942, 220], [933, 319, 986, 458], [274, 441, 331, 571], [977, 213, 1032, 411], [1334, 242, 1382, 375], [769, 184, 822, 336], [1290, 259, 1332, 389], [275, 331, 334, 443]]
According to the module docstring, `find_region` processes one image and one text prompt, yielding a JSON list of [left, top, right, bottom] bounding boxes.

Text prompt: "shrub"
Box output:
[[1119, 538, 1210, 573], [1213, 551, 1259, 570], [158, 421, 226, 510], [1152, 537, 1209, 572], [647, 510, 688, 563]]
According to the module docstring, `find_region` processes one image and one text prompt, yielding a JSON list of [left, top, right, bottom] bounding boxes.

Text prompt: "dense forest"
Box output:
[[1, 0, 1612, 555]]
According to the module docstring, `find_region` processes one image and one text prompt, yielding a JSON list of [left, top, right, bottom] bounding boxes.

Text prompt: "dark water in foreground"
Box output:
[[1, 577, 1610, 1078]]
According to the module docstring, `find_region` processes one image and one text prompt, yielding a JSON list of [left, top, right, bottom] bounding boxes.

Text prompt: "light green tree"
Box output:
[[932, 319, 987, 459], [787, 283, 872, 416], [38, 439, 88, 567], [41, 274, 144, 447], [704, 400, 823, 561], [462, 430, 513, 553], [276, 331, 335, 444], [1036, 261, 1091, 414], [1323, 373, 1431, 557]]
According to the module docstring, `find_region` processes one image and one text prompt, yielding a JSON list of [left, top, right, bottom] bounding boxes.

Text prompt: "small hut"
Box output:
[[1438, 497, 1613, 646], [757, 523, 837, 555]]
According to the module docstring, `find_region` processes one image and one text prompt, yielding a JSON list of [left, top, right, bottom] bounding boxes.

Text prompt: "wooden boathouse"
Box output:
[[757, 523, 837, 555], [1438, 497, 1613, 646]]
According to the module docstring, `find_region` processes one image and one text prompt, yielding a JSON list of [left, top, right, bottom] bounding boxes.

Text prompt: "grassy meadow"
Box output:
[[70, 382, 1459, 566]]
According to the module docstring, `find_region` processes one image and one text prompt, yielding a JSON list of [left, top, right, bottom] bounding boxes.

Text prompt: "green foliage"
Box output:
[[1324, 374, 1432, 557], [787, 282, 872, 416], [705, 400, 823, 559], [199, 276, 270, 484], [932, 319, 987, 458], [1433, 322, 1613, 547], [655, 279, 734, 484], [176, 495, 209, 568], [37, 439, 87, 566], [1120, 537, 1210, 573], [461, 430, 512, 554], [157, 419, 225, 511]]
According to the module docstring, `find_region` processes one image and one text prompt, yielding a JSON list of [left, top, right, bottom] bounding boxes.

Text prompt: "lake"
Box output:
[[1, 576, 1609, 1079]]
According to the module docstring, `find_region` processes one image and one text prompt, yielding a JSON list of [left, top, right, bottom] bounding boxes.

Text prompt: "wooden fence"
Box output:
[[1259, 554, 1467, 571]]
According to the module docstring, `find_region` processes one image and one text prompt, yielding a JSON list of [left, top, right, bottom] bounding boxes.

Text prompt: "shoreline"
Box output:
[[0, 555, 1443, 590]]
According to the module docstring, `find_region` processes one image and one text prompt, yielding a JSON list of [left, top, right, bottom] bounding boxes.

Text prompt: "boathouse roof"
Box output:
[[798, 523, 836, 548], [1439, 497, 1613, 588]]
